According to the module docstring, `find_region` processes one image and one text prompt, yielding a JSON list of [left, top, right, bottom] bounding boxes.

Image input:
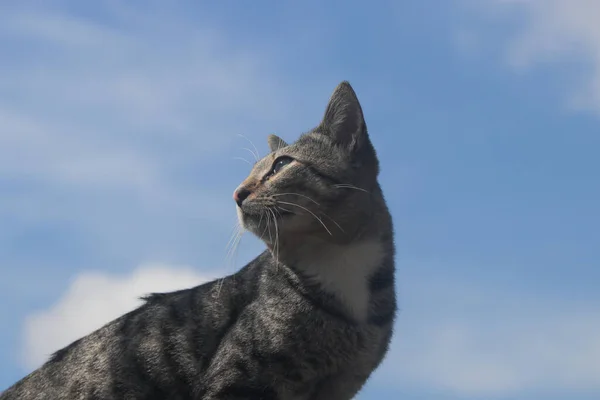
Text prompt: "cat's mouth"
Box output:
[[238, 206, 296, 236], [240, 198, 296, 217], [253, 208, 295, 222], [239, 205, 295, 226]]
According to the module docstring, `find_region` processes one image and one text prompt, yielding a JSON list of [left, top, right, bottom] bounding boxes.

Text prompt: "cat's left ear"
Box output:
[[319, 81, 367, 153], [267, 134, 288, 152]]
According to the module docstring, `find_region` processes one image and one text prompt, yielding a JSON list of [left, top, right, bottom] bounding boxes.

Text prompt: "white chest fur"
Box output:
[[299, 240, 384, 322]]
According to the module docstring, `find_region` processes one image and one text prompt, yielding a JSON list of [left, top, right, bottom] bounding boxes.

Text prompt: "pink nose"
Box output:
[[233, 187, 251, 207]]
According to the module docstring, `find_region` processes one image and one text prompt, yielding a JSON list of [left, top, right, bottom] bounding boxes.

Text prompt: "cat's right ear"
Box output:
[[267, 134, 288, 152]]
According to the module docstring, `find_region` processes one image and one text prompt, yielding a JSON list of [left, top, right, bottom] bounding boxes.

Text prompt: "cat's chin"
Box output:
[[241, 213, 303, 242]]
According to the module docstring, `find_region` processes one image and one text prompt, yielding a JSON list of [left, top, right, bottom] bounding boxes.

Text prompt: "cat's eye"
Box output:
[[270, 156, 293, 175]]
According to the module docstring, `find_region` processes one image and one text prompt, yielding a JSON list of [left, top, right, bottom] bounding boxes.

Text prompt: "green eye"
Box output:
[[271, 156, 293, 175]]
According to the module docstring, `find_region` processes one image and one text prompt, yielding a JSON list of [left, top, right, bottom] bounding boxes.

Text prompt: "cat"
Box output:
[[1, 81, 396, 400]]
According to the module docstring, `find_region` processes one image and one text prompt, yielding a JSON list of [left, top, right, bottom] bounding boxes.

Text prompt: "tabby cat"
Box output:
[[1, 81, 396, 400]]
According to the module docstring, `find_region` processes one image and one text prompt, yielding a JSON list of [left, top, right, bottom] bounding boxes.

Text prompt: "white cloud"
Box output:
[[395, 314, 600, 395], [471, 0, 600, 114], [375, 277, 600, 396], [22, 264, 214, 370]]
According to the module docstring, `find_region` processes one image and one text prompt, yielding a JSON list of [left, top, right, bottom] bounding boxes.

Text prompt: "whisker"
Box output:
[[266, 211, 273, 244], [233, 157, 252, 166], [242, 147, 259, 162], [333, 184, 369, 193], [273, 208, 285, 272], [224, 223, 243, 266], [321, 213, 345, 233], [259, 212, 270, 241], [270, 192, 320, 205], [277, 201, 333, 236], [276, 206, 294, 213], [257, 212, 264, 232], [231, 232, 242, 266], [224, 222, 240, 251], [273, 193, 343, 233], [218, 224, 243, 297], [265, 210, 277, 266], [237, 133, 260, 161], [215, 277, 225, 297], [270, 208, 280, 266], [225, 225, 243, 268]]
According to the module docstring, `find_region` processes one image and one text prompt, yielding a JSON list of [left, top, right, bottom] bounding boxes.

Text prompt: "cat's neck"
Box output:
[[270, 234, 387, 322]]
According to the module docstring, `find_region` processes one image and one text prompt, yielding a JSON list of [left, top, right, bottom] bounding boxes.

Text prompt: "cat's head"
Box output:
[[233, 81, 381, 246]]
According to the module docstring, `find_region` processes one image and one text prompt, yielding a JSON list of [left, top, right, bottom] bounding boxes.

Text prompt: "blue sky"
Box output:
[[1, 0, 599, 399]]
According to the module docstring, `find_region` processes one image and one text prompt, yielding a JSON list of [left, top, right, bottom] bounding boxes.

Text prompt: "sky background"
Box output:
[[1, 0, 599, 399]]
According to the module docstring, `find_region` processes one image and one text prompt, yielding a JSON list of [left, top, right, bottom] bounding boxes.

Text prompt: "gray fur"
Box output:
[[1, 81, 396, 400], [267, 134, 288, 152]]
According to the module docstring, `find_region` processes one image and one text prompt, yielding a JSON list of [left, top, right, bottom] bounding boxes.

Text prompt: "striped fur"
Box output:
[[1, 81, 396, 400]]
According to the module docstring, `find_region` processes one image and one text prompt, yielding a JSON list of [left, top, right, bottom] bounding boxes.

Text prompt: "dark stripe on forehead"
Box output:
[[304, 164, 342, 185], [301, 129, 331, 141], [296, 131, 338, 155]]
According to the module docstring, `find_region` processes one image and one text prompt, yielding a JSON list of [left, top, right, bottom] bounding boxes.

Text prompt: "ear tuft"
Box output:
[[267, 134, 288, 152], [319, 81, 367, 152]]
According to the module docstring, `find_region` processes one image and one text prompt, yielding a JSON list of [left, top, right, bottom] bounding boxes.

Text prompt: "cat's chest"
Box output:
[[299, 240, 384, 322]]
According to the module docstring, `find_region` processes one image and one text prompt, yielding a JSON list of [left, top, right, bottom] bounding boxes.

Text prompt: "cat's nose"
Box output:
[[233, 187, 251, 207]]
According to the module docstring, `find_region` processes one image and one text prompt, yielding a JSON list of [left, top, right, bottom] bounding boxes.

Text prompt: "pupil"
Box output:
[[272, 157, 291, 175]]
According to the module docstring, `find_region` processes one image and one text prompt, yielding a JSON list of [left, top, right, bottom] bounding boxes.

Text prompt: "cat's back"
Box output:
[[0, 255, 267, 400]]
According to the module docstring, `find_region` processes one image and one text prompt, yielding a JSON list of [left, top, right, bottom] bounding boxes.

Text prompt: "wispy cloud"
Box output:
[[22, 264, 214, 370], [376, 274, 600, 396], [0, 3, 286, 272], [0, 5, 285, 190], [466, 0, 600, 115]]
